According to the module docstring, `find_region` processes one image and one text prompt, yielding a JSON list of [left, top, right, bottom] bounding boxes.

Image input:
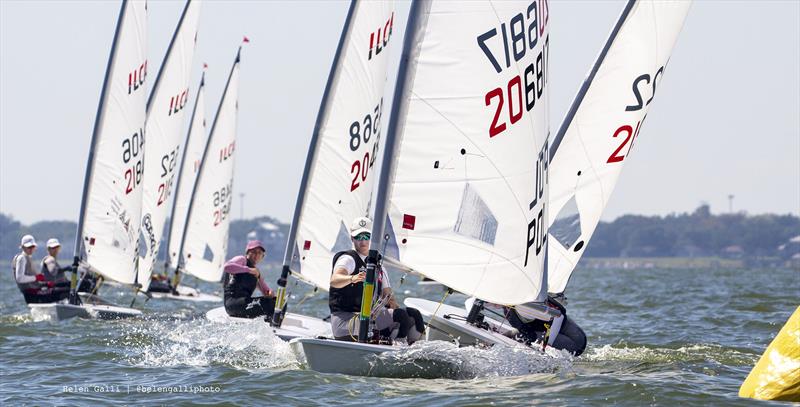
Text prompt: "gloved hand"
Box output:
[[35, 274, 46, 282]]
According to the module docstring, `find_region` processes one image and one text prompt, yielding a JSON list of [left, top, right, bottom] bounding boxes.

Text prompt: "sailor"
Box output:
[[222, 240, 276, 319], [329, 217, 425, 343], [504, 296, 587, 356], [147, 273, 174, 294], [40, 238, 70, 301], [12, 235, 58, 304]]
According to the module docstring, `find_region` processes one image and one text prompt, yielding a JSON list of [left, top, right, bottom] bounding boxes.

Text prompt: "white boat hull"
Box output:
[[405, 297, 520, 348], [148, 285, 221, 302], [205, 306, 331, 341], [289, 337, 462, 378], [29, 302, 142, 321]]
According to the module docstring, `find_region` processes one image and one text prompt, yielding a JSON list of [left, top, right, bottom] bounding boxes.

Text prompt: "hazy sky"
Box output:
[[1, 0, 798, 226]]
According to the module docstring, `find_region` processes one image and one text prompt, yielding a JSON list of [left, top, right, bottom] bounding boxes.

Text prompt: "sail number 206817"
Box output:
[[478, 1, 550, 138]]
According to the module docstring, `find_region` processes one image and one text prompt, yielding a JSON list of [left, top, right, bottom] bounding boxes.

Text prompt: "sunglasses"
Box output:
[[353, 233, 371, 241]]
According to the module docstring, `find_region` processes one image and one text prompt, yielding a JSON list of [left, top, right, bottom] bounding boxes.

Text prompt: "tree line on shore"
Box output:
[[2, 205, 798, 265]]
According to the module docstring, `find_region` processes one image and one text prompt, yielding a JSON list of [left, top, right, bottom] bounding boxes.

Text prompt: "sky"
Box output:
[[1, 0, 798, 226]]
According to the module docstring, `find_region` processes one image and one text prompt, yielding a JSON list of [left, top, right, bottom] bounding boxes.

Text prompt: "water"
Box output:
[[1, 265, 796, 405]]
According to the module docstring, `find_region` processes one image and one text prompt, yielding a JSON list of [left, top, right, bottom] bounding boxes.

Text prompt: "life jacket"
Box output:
[[328, 250, 383, 313], [223, 258, 258, 300], [12, 252, 41, 293], [41, 255, 66, 283]]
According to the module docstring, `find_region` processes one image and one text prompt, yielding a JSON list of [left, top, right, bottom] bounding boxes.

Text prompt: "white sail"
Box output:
[[166, 74, 207, 271], [77, 0, 148, 285], [547, 0, 691, 294], [385, 0, 552, 305], [178, 50, 241, 282], [287, 1, 396, 290], [138, 0, 201, 290]]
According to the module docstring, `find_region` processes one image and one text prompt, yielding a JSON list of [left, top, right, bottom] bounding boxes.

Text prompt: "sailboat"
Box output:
[[135, 0, 213, 302], [29, 0, 147, 320], [407, 0, 692, 350], [290, 0, 552, 376], [257, 0, 396, 339], [171, 46, 241, 303], [149, 71, 220, 302]]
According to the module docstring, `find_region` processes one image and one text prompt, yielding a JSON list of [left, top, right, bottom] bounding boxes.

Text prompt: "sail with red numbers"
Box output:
[[547, 0, 691, 294], [165, 73, 207, 273], [138, 0, 201, 290], [176, 48, 241, 282], [383, 0, 552, 305], [75, 0, 148, 286], [278, 0, 396, 292]]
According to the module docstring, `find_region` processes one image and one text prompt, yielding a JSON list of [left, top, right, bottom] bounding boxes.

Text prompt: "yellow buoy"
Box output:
[[739, 306, 800, 401]]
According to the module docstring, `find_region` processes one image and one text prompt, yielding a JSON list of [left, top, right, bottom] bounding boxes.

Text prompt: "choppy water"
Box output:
[[1, 265, 796, 405]]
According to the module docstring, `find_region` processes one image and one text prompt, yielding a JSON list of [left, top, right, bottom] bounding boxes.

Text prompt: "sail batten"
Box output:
[[547, 0, 692, 294]]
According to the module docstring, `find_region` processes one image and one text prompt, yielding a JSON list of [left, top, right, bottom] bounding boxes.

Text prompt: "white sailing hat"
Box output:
[[20, 235, 37, 248], [350, 217, 372, 237], [47, 238, 61, 248]]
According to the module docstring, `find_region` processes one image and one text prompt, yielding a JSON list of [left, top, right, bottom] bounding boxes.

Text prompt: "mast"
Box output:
[[358, 0, 429, 343], [70, 0, 129, 304], [174, 47, 241, 286], [164, 71, 205, 274], [549, 0, 637, 160], [272, 0, 358, 327]]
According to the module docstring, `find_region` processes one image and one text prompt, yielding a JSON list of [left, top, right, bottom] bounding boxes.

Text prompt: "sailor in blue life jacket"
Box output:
[[39, 238, 71, 302], [222, 240, 276, 319], [329, 217, 425, 343], [12, 235, 59, 304], [503, 295, 587, 356]]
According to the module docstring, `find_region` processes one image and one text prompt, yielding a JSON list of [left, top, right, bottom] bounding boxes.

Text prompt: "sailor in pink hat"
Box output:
[[221, 240, 276, 319]]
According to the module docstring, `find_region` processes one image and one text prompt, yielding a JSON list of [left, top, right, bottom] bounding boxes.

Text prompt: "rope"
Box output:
[[91, 275, 104, 295], [294, 287, 318, 307], [425, 289, 451, 334], [347, 314, 358, 342]]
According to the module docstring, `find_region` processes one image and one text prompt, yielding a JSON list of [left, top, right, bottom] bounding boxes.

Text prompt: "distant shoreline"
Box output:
[[581, 256, 799, 270]]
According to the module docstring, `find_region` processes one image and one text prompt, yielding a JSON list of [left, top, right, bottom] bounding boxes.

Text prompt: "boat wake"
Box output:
[[116, 316, 297, 370], [372, 340, 575, 379], [584, 342, 757, 368]]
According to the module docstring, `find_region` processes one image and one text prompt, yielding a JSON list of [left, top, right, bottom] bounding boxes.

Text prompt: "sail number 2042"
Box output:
[[478, 1, 550, 138]]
